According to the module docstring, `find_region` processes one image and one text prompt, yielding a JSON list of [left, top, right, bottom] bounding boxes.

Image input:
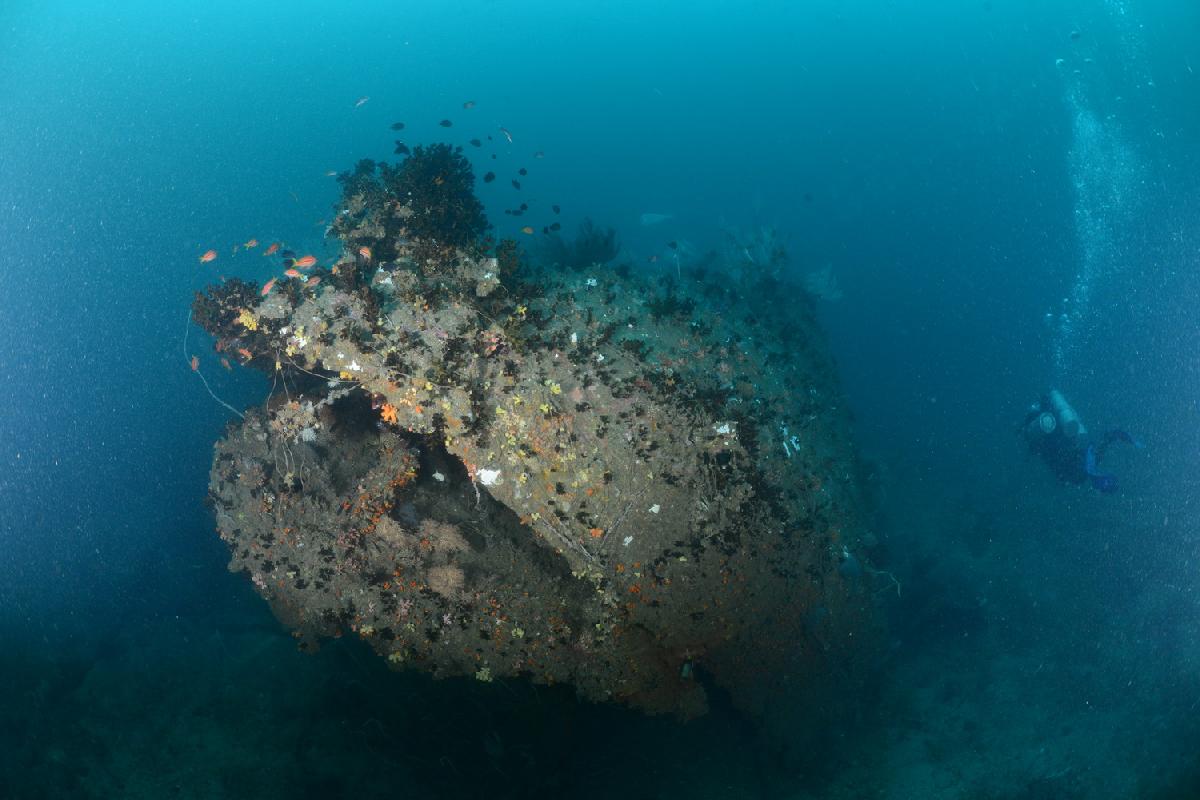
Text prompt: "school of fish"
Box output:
[[188, 98, 641, 380]]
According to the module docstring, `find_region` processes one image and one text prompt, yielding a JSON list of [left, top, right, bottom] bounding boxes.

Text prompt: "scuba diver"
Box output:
[[1021, 390, 1139, 493]]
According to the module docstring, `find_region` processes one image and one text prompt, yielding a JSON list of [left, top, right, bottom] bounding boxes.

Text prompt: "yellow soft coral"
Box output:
[[380, 403, 399, 425], [236, 308, 258, 331]]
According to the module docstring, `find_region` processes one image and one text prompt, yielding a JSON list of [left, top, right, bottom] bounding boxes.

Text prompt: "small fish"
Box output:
[[521, 226, 534, 235], [354, 96, 370, 108], [552, 205, 560, 214], [499, 126, 513, 143], [306, 276, 321, 287], [190, 355, 200, 371], [469, 138, 482, 147], [542, 226, 549, 235], [549, 222, 561, 231], [264, 242, 280, 256], [483, 172, 496, 183], [220, 357, 233, 371], [391, 121, 405, 130], [284, 268, 302, 278], [261, 277, 277, 296], [394, 141, 410, 156], [325, 170, 337, 177], [199, 249, 218, 263], [280, 249, 296, 259], [518, 167, 527, 176], [293, 255, 317, 269], [439, 119, 453, 127], [511, 179, 521, 190], [462, 100, 475, 109], [519, 203, 528, 211], [243, 238, 259, 249], [668, 240, 678, 250], [534, 151, 545, 159], [237, 347, 253, 360], [358, 246, 372, 260]]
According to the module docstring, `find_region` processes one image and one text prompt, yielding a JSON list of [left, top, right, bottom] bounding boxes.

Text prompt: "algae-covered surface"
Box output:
[[193, 146, 883, 719]]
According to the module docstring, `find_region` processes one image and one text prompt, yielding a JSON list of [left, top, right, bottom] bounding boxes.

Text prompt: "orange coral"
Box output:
[[380, 403, 399, 425]]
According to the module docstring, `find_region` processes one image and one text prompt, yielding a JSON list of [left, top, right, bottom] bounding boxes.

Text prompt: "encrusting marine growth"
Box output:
[[192, 143, 882, 718]]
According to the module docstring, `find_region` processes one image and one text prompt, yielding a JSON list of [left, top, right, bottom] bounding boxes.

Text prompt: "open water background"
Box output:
[[1, 1, 1199, 797]]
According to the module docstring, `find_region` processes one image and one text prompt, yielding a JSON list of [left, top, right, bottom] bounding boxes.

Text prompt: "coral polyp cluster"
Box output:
[[194, 144, 880, 717], [330, 144, 488, 268]]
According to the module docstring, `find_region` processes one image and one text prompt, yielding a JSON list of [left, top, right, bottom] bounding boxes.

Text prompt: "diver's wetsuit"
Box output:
[[1023, 404, 1089, 486], [1022, 394, 1135, 493]]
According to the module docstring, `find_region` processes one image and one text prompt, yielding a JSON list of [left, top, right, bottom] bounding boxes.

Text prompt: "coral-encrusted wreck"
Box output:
[[194, 145, 880, 719]]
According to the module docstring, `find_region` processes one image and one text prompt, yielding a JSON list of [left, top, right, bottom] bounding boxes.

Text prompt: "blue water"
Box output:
[[3, 1, 1199, 796]]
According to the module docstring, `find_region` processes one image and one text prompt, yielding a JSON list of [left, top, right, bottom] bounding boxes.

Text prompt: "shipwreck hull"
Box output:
[[198, 151, 880, 717]]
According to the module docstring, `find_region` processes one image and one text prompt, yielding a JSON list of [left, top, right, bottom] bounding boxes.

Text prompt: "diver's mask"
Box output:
[[1024, 409, 1057, 441]]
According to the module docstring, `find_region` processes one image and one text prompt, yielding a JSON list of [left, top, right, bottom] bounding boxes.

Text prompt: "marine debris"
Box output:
[[192, 143, 880, 718]]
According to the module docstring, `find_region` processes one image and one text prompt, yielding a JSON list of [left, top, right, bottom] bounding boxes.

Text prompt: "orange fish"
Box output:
[[237, 347, 253, 360], [292, 255, 317, 269], [243, 238, 259, 249], [261, 277, 277, 296], [520, 226, 534, 235], [284, 268, 302, 278], [199, 249, 217, 263], [306, 276, 322, 287], [358, 246, 372, 260], [220, 357, 233, 371], [190, 355, 199, 371], [264, 242, 280, 256]]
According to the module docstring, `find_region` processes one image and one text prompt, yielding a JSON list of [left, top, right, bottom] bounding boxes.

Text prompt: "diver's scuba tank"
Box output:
[[1048, 389, 1086, 439]]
